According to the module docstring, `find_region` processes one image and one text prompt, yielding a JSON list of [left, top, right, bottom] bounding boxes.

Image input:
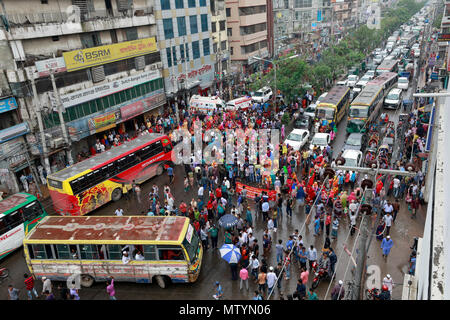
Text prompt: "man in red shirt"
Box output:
[[24, 274, 39, 300]]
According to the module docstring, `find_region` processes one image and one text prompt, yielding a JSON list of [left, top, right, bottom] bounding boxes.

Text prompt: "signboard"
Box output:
[[0, 97, 18, 114], [236, 182, 277, 201], [63, 37, 157, 72], [447, 46, 450, 73], [311, 22, 317, 31], [88, 111, 119, 133], [317, 10, 322, 22], [67, 118, 90, 142], [0, 122, 29, 144], [437, 33, 450, 42], [35, 57, 67, 77], [60, 69, 161, 108], [120, 101, 144, 121]]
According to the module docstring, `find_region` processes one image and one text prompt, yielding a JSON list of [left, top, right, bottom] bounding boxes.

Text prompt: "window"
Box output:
[[166, 47, 173, 67], [22, 201, 43, 221], [189, 16, 198, 34], [172, 46, 177, 66], [163, 18, 174, 39], [185, 42, 190, 61], [48, 179, 62, 189], [294, 0, 312, 8], [30, 244, 54, 259], [219, 20, 225, 31], [125, 27, 138, 41], [203, 39, 210, 56], [240, 23, 267, 36], [158, 245, 185, 260], [201, 14, 208, 32], [41, 0, 48, 4], [80, 244, 101, 259], [80, 32, 101, 48], [4, 211, 23, 231], [180, 44, 186, 61], [107, 245, 122, 260], [192, 41, 200, 59], [143, 245, 157, 260], [213, 42, 218, 53], [230, 46, 233, 55], [188, 0, 196, 7], [227, 28, 232, 37], [238, 5, 266, 16], [200, 0, 206, 6], [161, 0, 171, 10], [177, 16, 187, 36], [226, 8, 231, 17], [52, 36, 59, 41], [54, 244, 71, 259], [175, 0, 184, 8], [212, 21, 216, 33]]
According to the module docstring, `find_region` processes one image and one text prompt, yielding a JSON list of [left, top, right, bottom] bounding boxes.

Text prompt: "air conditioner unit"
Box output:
[[50, 137, 64, 149], [156, 62, 163, 69]]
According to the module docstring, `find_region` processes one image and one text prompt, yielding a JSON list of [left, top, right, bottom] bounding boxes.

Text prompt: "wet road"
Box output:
[[0, 57, 428, 301]]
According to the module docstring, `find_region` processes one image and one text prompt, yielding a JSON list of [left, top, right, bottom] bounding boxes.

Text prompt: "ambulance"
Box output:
[[189, 95, 226, 114], [225, 96, 252, 111]]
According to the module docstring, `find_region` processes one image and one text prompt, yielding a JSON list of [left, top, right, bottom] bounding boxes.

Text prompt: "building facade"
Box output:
[[0, 0, 166, 194], [154, 0, 215, 105], [226, 0, 269, 74]]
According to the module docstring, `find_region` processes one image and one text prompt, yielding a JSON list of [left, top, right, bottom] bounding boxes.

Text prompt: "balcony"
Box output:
[[3, 7, 155, 40], [240, 30, 267, 46], [239, 0, 266, 7]]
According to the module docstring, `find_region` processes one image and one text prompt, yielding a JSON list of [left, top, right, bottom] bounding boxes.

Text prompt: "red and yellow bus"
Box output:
[[47, 134, 173, 216]]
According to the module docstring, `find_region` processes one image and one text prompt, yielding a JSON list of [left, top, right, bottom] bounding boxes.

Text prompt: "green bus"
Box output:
[[0, 193, 47, 259]]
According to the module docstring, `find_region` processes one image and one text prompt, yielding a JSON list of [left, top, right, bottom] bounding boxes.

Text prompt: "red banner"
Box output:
[[236, 182, 277, 201]]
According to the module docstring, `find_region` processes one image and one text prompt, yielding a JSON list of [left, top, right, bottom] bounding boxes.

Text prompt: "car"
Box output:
[[284, 129, 310, 151], [365, 69, 376, 78], [336, 80, 347, 86], [414, 49, 420, 58], [343, 133, 367, 152], [397, 77, 409, 90], [353, 75, 373, 93], [342, 149, 363, 167], [294, 114, 313, 131], [347, 75, 359, 88], [252, 86, 273, 104], [373, 54, 383, 65], [309, 132, 331, 151], [303, 91, 327, 118], [384, 88, 403, 109]]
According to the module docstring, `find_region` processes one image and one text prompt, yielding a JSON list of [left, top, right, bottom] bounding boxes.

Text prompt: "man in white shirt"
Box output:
[[198, 186, 204, 199], [122, 251, 130, 264], [307, 245, 317, 270], [349, 200, 358, 217], [382, 274, 394, 294], [383, 212, 394, 236], [99, 143, 105, 153], [262, 202, 270, 221], [167, 196, 174, 212], [266, 267, 277, 294], [135, 251, 145, 260], [115, 207, 124, 216], [392, 177, 401, 198], [224, 178, 230, 189]]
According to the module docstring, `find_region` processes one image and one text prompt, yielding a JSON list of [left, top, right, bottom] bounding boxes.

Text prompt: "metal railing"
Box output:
[[5, 7, 153, 26]]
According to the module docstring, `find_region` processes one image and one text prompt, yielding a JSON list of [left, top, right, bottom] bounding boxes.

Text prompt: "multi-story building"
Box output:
[[226, 0, 269, 74], [437, 0, 449, 88], [0, 0, 165, 194], [210, 0, 230, 90], [154, 0, 215, 105]]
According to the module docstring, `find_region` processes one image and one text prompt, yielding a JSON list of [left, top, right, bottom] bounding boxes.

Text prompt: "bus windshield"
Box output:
[[349, 107, 369, 118], [316, 107, 335, 120], [182, 225, 200, 263]]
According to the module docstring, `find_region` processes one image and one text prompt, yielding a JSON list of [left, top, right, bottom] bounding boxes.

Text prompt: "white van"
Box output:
[[189, 95, 226, 114], [226, 96, 253, 111], [251, 86, 273, 104]]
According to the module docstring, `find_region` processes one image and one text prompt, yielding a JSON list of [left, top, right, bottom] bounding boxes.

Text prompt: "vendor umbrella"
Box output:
[[219, 244, 241, 264], [218, 214, 238, 229]]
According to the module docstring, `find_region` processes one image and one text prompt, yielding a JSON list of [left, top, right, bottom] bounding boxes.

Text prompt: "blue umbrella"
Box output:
[[219, 244, 241, 264], [218, 214, 238, 229]]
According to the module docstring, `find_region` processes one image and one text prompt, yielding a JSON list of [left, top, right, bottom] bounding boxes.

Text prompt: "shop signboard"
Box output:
[[63, 37, 157, 72], [88, 111, 119, 134], [0, 97, 18, 114], [35, 57, 67, 77], [120, 101, 144, 122], [0, 122, 29, 144]]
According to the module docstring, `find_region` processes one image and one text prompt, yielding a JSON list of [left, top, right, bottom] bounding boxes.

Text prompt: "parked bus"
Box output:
[[376, 59, 399, 76], [366, 72, 398, 95], [400, 33, 416, 48], [0, 193, 47, 259], [47, 134, 173, 216], [23, 216, 202, 288], [346, 84, 384, 133], [315, 85, 351, 132]]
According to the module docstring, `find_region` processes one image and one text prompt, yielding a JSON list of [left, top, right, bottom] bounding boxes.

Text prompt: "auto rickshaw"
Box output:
[[364, 149, 377, 166], [368, 132, 380, 149]]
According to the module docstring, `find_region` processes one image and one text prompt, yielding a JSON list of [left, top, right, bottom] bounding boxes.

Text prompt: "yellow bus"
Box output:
[[23, 216, 203, 288], [315, 85, 351, 132]]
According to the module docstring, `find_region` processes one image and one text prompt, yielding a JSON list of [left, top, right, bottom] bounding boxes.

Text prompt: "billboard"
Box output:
[[63, 37, 157, 72]]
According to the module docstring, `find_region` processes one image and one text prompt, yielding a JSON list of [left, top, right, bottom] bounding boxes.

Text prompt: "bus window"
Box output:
[[55, 244, 71, 259], [0, 218, 7, 234], [143, 245, 157, 260], [164, 144, 173, 153], [158, 246, 185, 261], [98, 245, 107, 259], [22, 201, 43, 221], [4, 211, 23, 231], [31, 244, 54, 259], [107, 244, 122, 260], [70, 245, 79, 259], [27, 245, 35, 259], [80, 244, 100, 259]]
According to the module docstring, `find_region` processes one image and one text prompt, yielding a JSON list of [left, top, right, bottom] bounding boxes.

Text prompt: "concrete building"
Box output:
[[154, 0, 215, 106], [226, 0, 269, 74], [210, 0, 230, 90], [437, 0, 449, 89], [0, 0, 165, 194]]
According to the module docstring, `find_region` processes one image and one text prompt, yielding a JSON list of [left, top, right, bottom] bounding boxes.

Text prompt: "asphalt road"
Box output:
[[0, 54, 429, 301]]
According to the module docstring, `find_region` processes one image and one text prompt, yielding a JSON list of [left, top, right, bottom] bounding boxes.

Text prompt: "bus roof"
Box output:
[[24, 216, 189, 244], [377, 59, 398, 70], [350, 84, 383, 106], [0, 193, 36, 216], [48, 134, 166, 181], [367, 72, 397, 87], [317, 85, 350, 107]]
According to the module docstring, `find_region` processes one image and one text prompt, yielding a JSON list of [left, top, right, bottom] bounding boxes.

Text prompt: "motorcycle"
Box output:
[[366, 287, 380, 300], [311, 264, 330, 289]]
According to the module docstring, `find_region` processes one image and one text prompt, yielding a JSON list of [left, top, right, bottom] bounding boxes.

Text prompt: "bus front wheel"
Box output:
[[154, 275, 170, 289], [156, 165, 164, 176], [80, 274, 94, 288], [111, 188, 122, 202]]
